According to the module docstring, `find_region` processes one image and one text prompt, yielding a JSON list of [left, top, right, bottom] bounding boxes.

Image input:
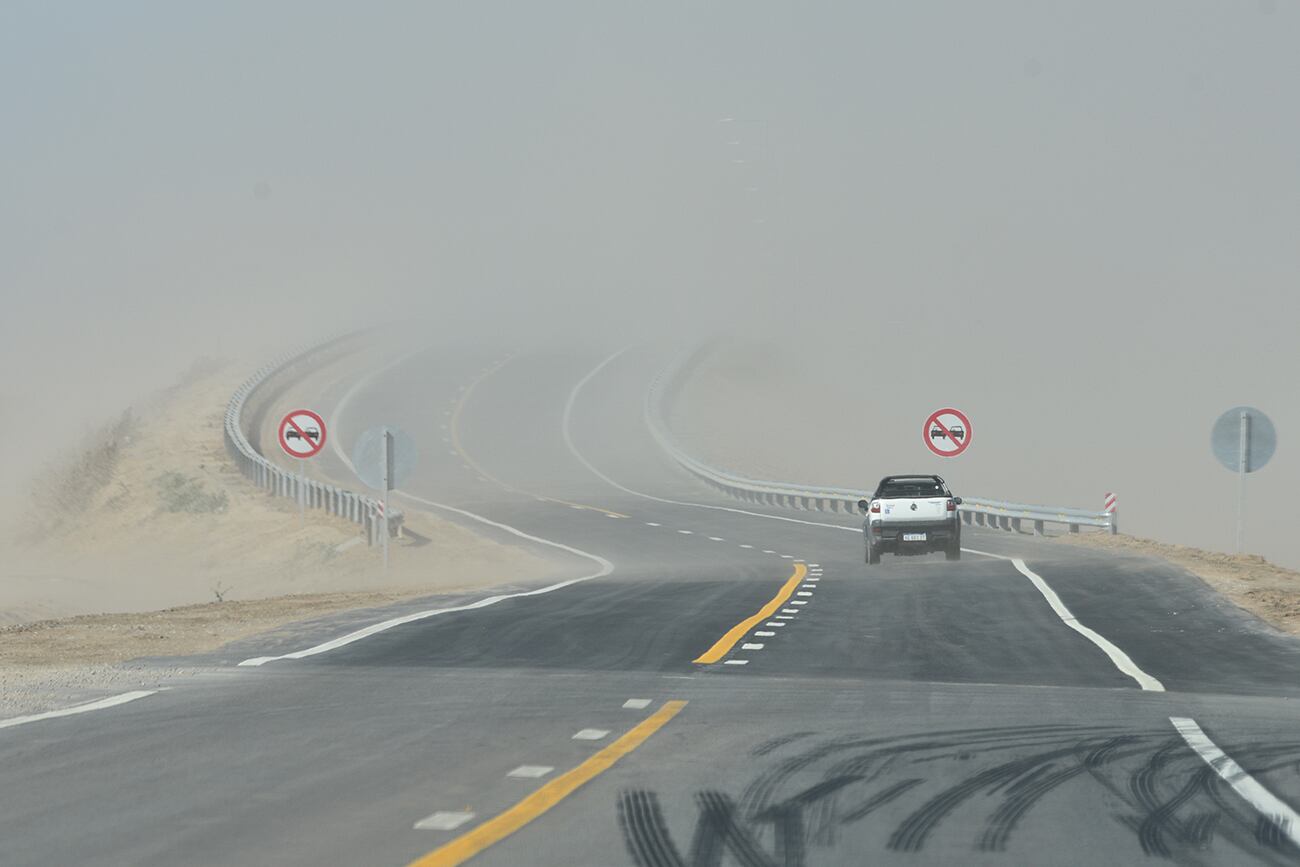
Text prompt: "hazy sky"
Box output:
[[3, 2, 1297, 559]]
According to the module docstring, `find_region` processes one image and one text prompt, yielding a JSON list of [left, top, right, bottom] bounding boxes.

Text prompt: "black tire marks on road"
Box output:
[[616, 725, 1300, 865]]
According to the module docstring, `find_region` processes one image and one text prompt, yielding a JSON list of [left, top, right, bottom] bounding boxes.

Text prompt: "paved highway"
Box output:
[[3, 342, 1299, 866]]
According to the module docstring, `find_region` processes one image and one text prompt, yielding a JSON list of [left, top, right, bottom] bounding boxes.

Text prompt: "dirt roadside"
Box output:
[[0, 356, 560, 717], [1054, 532, 1300, 637]]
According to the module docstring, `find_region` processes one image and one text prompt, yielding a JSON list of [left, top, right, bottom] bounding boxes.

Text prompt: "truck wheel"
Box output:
[[945, 541, 961, 561], [866, 539, 881, 565]]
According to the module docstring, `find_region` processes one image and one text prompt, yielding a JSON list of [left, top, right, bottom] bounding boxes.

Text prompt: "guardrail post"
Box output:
[[1109, 510, 1118, 535], [1034, 519, 1044, 536], [1012, 517, 1022, 533], [1069, 523, 1080, 534]]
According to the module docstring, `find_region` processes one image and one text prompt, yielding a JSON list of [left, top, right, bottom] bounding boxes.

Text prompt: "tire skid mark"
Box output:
[[619, 725, 1300, 864], [618, 790, 685, 867]]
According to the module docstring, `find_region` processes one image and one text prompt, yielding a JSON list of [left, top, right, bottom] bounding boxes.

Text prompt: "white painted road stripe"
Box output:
[[508, 766, 554, 779], [708, 536, 724, 542], [738, 544, 754, 549], [678, 529, 693, 535], [240, 493, 615, 666], [1171, 717, 1300, 848], [796, 591, 813, 597], [0, 690, 157, 731], [723, 659, 748, 665], [765, 622, 785, 627], [959, 549, 1164, 692], [755, 631, 775, 637], [414, 811, 476, 831], [572, 729, 610, 740], [622, 699, 651, 709], [741, 643, 765, 650]]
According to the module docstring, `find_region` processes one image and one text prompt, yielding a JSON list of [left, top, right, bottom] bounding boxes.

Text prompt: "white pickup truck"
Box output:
[[856, 475, 962, 564]]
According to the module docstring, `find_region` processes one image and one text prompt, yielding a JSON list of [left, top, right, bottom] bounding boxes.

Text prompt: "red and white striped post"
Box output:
[[1103, 492, 1118, 535]]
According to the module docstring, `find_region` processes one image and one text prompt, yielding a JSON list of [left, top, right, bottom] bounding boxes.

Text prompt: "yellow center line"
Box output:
[[407, 700, 688, 867], [449, 359, 629, 519], [693, 563, 807, 664]]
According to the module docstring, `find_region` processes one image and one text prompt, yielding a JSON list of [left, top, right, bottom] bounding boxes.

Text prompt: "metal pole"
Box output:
[[1236, 410, 1250, 553], [382, 428, 392, 571], [299, 463, 305, 525]]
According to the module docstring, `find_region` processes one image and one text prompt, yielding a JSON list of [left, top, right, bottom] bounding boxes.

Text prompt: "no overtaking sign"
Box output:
[[923, 408, 972, 458], [278, 409, 327, 459]]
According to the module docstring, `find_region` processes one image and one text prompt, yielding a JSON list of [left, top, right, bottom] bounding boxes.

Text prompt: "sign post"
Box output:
[[277, 409, 327, 526], [922, 408, 973, 458], [1210, 406, 1276, 553], [351, 425, 419, 570], [382, 428, 393, 571]]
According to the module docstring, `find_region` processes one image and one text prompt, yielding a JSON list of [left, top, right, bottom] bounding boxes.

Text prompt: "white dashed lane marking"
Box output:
[[741, 643, 765, 650], [724, 660, 748, 666], [678, 530, 693, 535], [623, 699, 651, 709], [791, 601, 807, 606], [414, 811, 476, 831], [765, 622, 785, 627], [572, 729, 609, 741], [739, 544, 754, 549], [781, 609, 798, 614], [708, 537, 724, 542], [762, 550, 776, 554], [645, 522, 661, 527], [508, 766, 554, 779], [755, 631, 775, 637], [797, 591, 813, 597]]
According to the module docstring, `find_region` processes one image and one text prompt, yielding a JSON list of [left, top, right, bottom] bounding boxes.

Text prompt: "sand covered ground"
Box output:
[[0, 358, 558, 715]]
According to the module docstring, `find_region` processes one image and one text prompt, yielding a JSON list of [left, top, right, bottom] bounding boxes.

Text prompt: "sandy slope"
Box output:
[[0, 358, 560, 715]]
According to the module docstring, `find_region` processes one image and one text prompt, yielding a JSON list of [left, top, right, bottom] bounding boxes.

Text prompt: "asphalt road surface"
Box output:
[[3, 342, 1299, 867]]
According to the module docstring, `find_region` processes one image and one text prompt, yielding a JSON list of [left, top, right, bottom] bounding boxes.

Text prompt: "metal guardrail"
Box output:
[[645, 352, 1117, 536], [223, 332, 402, 545]]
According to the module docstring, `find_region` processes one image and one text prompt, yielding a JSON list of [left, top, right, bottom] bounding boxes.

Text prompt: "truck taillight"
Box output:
[[870, 500, 881, 513], [946, 499, 957, 512]]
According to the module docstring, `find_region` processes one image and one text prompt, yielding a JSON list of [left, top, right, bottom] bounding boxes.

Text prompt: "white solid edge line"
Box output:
[[0, 690, 157, 730], [239, 492, 613, 666], [962, 548, 1164, 692], [1171, 716, 1300, 848]]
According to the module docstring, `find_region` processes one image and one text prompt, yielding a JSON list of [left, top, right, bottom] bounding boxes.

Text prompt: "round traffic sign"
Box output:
[[923, 408, 972, 457], [1211, 406, 1276, 473], [351, 425, 419, 491], [278, 409, 327, 459]]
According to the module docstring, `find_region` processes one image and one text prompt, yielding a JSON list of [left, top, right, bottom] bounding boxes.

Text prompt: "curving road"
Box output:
[[3, 342, 1299, 866]]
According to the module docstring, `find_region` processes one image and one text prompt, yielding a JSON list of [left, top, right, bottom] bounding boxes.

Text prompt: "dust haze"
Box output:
[[3, 3, 1298, 569]]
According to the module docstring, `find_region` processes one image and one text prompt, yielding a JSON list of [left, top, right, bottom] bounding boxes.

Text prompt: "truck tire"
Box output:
[[866, 539, 881, 565]]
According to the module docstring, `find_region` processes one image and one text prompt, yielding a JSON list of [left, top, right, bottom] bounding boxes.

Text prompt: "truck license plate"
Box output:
[[902, 533, 927, 542]]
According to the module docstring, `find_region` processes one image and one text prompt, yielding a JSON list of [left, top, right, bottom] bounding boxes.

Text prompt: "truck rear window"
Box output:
[[878, 481, 946, 498]]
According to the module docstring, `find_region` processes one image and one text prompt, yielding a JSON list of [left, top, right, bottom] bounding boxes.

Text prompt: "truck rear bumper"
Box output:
[[868, 520, 959, 550]]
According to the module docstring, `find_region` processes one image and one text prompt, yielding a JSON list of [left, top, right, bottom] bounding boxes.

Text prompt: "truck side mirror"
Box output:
[[857, 499, 870, 514], [953, 497, 963, 506]]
